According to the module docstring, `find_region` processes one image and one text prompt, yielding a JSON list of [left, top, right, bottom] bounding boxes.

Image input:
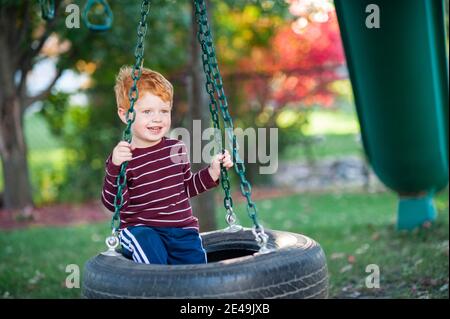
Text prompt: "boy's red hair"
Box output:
[[114, 66, 173, 110]]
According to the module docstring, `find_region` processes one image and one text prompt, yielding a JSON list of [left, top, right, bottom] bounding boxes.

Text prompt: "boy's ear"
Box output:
[[117, 107, 128, 124]]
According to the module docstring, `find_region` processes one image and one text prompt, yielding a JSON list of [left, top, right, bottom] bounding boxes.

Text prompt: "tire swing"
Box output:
[[82, 0, 328, 299]]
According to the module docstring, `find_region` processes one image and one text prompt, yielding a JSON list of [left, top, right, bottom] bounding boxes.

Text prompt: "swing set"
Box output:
[[40, 0, 113, 31], [39, 0, 328, 299]]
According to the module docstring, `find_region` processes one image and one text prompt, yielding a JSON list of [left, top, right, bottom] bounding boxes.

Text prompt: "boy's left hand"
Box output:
[[208, 149, 233, 182]]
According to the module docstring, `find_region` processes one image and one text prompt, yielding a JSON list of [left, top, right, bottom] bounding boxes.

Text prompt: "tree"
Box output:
[[238, 7, 345, 109], [0, 1, 66, 210], [0, 0, 191, 210], [200, 1, 346, 183]]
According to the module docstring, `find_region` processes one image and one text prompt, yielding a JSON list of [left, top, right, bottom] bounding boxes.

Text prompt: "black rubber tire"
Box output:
[[82, 228, 328, 299]]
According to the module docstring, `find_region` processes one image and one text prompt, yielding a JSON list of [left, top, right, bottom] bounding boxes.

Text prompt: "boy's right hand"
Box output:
[[112, 141, 135, 166]]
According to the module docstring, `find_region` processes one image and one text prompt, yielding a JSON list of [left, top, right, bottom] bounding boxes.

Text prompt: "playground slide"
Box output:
[[334, 0, 449, 229]]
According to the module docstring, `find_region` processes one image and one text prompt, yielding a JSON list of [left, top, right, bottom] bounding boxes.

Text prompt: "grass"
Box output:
[[0, 224, 105, 299], [0, 189, 448, 299], [303, 109, 360, 136], [228, 189, 449, 299], [280, 109, 363, 162], [1, 109, 447, 298], [280, 133, 364, 162]]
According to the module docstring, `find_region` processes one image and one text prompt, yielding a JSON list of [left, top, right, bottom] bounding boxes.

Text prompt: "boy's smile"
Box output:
[[119, 92, 171, 148]]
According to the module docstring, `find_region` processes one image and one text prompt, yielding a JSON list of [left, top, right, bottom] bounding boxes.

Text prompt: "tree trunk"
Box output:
[[0, 95, 33, 210], [188, 0, 217, 232]]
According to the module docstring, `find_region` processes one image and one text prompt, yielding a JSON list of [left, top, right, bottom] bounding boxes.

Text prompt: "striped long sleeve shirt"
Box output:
[[101, 137, 219, 230]]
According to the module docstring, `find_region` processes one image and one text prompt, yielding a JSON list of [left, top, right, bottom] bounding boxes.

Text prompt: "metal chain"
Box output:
[[194, 2, 240, 232], [104, 0, 150, 256], [39, 0, 55, 20], [82, 0, 114, 32], [194, 0, 270, 252]]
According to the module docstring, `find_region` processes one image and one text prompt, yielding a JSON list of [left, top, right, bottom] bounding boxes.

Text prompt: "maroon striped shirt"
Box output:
[[101, 137, 219, 230]]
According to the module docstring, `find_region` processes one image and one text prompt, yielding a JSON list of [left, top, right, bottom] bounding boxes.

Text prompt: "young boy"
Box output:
[[101, 66, 233, 265]]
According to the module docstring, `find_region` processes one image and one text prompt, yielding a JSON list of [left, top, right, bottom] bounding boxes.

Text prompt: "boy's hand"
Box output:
[[112, 141, 135, 166], [208, 149, 233, 182]]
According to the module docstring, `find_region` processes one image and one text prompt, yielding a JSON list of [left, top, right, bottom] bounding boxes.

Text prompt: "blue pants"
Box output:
[[119, 226, 207, 265]]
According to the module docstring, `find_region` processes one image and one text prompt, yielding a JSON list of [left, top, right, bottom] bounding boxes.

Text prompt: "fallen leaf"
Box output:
[[420, 278, 438, 287], [330, 252, 345, 260], [422, 221, 432, 229], [355, 244, 370, 255], [414, 259, 423, 267], [348, 291, 361, 298], [340, 264, 353, 273], [28, 270, 45, 285], [418, 294, 430, 299], [341, 285, 353, 292], [91, 233, 101, 242]]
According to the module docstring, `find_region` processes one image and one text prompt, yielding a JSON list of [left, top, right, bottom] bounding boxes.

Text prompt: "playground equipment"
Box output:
[[335, 0, 449, 230], [39, 0, 114, 31], [80, 0, 328, 298]]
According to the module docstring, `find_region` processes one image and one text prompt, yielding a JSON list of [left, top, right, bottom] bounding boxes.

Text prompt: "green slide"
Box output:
[[334, 0, 448, 229]]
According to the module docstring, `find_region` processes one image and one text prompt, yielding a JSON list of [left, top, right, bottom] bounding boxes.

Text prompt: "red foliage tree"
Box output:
[[238, 9, 346, 109]]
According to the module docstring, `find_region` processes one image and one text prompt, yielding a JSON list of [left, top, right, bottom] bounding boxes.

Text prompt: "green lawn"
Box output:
[[281, 109, 363, 162], [280, 133, 363, 162], [304, 109, 360, 136], [1, 110, 447, 298], [1, 189, 448, 299]]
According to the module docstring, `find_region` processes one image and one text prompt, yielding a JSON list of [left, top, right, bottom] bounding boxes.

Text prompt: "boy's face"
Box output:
[[119, 92, 171, 148]]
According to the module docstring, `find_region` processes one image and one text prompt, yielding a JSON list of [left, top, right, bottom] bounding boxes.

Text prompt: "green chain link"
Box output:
[[82, 0, 114, 32], [39, 0, 55, 20], [194, 3, 234, 216], [194, 0, 263, 232], [111, 0, 151, 235]]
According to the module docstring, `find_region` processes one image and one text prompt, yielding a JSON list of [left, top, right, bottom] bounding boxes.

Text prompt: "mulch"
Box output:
[[0, 187, 297, 230], [0, 200, 109, 231]]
